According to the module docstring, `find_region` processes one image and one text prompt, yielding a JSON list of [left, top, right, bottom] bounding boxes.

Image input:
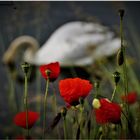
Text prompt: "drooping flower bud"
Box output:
[[60, 107, 67, 117], [117, 49, 124, 66], [113, 71, 120, 85], [92, 98, 101, 109]]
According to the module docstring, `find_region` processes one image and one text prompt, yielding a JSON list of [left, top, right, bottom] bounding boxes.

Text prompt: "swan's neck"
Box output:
[[3, 36, 39, 65]]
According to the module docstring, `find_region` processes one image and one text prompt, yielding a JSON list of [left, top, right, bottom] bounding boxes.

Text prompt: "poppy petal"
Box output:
[[39, 62, 60, 81], [59, 78, 93, 105], [14, 111, 39, 129]]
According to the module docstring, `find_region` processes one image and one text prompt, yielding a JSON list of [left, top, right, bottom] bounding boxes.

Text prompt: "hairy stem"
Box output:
[[42, 78, 49, 139], [24, 74, 29, 137]]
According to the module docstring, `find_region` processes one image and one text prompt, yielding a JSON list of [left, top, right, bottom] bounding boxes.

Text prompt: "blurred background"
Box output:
[[0, 1, 140, 138]]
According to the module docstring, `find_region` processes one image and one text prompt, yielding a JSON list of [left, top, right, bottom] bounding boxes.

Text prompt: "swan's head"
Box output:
[[2, 35, 39, 65]]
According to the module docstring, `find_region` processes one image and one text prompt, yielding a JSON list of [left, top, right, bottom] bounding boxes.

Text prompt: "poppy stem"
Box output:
[[42, 78, 49, 139], [52, 83, 57, 114], [21, 62, 30, 137], [79, 98, 84, 139], [119, 9, 129, 136], [63, 116, 67, 140], [111, 85, 117, 101], [24, 73, 29, 137], [95, 81, 100, 98], [119, 9, 129, 113], [52, 83, 60, 139]]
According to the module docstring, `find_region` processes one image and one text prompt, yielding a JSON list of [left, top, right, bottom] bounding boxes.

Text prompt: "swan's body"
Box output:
[[3, 21, 120, 66]]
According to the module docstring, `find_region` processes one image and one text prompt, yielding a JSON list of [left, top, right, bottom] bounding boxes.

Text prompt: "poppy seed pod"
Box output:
[[118, 9, 125, 19], [113, 71, 120, 85], [45, 69, 51, 77], [117, 49, 124, 66], [21, 62, 30, 74], [60, 107, 67, 117]]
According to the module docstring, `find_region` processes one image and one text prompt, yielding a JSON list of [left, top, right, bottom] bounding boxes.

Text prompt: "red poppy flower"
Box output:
[[15, 136, 32, 140], [13, 111, 39, 129], [15, 136, 25, 140], [94, 98, 121, 124], [59, 78, 93, 105], [121, 92, 137, 104], [39, 62, 60, 81]]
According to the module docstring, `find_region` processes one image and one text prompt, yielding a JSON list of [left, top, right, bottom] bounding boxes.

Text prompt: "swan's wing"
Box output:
[[29, 21, 120, 66]]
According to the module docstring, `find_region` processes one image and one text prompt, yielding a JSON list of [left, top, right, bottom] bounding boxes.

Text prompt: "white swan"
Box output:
[[3, 21, 120, 66]]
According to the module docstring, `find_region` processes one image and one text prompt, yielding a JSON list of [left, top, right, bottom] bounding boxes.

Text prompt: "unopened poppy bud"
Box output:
[[21, 62, 30, 74], [117, 49, 124, 66], [92, 98, 101, 109], [45, 69, 51, 77], [113, 71, 120, 85], [118, 9, 125, 19], [60, 107, 67, 117]]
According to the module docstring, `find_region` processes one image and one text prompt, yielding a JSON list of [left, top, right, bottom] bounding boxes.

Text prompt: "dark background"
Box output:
[[0, 1, 140, 138]]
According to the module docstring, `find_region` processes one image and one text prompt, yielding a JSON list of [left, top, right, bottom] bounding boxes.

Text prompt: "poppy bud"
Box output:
[[21, 62, 30, 74], [113, 71, 120, 85], [51, 112, 61, 129], [117, 49, 124, 66], [118, 9, 125, 19], [92, 98, 101, 109], [60, 107, 67, 117]]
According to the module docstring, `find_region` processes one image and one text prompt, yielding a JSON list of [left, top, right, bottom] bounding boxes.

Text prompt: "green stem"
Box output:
[[120, 16, 129, 112], [9, 72, 17, 113], [111, 84, 117, 101], [120, 14, 129, 136], [36, 70, 41, 112], [42, 78, 49, 139], [52, 84, 57, 114], [79, 103, 84, 139], [63, 116, 67, 140], [52, 83, 61, 139], [95, 87, 99, 98], [24, 74, 29, 137]]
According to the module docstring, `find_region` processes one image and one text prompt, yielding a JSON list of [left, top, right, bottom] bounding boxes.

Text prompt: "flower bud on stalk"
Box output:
[[92, 98, 101, 109], [118, 9, 125, 19], [21, 62, 30, 75], [60, 107, 67, 117], [117, 49, 124, 66], [113, 71, 120, 85]]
